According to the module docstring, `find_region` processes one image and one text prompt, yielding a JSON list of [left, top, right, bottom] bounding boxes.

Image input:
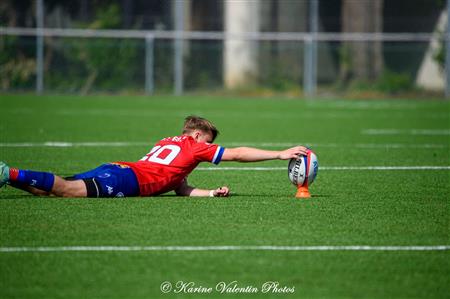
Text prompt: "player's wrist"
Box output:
[[276, 151, 283, 160], [209, 190, 215, 197]]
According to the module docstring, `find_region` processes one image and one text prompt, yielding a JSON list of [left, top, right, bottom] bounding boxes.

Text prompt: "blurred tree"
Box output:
[[0, 0, 34, 90], [0, 1, 17, 26], [68, 3, 140, 93], [340, 0, 384, 83], [121, 0, 133, 27]]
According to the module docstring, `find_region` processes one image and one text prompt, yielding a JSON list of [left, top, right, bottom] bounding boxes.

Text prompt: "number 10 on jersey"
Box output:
[[140, 145, 181, 165]]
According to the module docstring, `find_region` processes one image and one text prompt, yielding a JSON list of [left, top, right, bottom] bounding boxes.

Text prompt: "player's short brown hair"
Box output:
[[182, 115, 219, 142]]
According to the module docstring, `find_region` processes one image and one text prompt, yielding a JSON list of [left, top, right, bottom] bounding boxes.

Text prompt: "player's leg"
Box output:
[[1, 161, 55, 194], [9, 176, 88, 197], [8, 181, 51, 196], [69, 163, 140, 198], [1, 162, 47, 195], [51, 176, 87, 197], [1, 162, 139, 198], [0, 161, 87, 197]]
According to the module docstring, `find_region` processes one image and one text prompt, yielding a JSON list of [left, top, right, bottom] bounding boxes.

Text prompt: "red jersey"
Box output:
[[117, 135, 224, 196]]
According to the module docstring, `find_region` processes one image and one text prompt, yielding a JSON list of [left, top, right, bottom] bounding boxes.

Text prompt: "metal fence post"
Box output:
[[174, 0, 184, 96], [303, 0, 318, 98], [304, 37, 312, 97], [36, 0, 44, 94], [145, 34, 155, 95], [446, 0, 450, 98]]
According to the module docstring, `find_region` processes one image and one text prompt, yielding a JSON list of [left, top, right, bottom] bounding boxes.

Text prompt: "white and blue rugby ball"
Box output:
[[288, 150, 319, 186]]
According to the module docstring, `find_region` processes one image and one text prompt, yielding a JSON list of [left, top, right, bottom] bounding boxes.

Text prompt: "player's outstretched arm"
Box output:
[[174, 180, 230, 197], [221, 146, 308, 162]]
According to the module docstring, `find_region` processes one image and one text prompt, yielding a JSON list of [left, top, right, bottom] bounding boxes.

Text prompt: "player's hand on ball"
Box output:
[[279, 146, 308, 160], [213, 186, 230, 197]]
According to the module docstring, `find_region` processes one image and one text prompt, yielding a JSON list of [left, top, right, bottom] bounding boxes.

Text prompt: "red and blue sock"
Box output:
[[9, 168, 55, 192]]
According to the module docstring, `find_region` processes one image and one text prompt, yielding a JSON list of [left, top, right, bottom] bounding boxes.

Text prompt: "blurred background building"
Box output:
[[0, 0, 447, 96]]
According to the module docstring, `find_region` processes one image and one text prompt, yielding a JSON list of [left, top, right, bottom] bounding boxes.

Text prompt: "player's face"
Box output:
[[193, 130, 213, 144]]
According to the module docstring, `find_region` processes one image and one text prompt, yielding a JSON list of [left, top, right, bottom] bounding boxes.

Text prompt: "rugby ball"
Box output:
[[288, 150, 319, 186]]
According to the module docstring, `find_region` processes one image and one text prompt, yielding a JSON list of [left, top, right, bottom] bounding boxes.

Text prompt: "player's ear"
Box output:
[[192, 130, 201, 141]]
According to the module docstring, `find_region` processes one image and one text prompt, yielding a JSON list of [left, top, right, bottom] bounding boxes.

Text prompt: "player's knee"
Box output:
[[56, 181, 73, 197], [57, 180, 85, 197], [60, 189, 75, 197]]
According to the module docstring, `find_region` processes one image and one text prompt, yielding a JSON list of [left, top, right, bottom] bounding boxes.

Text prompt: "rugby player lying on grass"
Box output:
[[0, 116, 307, 198]]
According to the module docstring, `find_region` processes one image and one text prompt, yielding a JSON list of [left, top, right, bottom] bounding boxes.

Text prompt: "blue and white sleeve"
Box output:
[[212, 146, 225, 165]]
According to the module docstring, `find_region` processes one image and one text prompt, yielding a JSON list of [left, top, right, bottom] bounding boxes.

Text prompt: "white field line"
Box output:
[[0, 141, 448, 149], [0, 142, 149, 147], [225, 142, 448, 149], [362, 129, 450, 136], [8, 108, 449, 119], [0, 245, 448, 253], [197, 166, 450, 171], [55, 111, 450, 119]]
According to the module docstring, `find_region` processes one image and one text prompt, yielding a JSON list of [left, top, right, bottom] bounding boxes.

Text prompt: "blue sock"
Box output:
[[13, 169, 55, 192]]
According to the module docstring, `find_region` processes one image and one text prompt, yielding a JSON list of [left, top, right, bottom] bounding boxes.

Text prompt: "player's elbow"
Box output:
[[174, 185, 193, 196], [175, 190, 185, 196]]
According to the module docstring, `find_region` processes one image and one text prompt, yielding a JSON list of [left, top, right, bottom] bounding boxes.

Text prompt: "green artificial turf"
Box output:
[[0, 94, 449, 299]]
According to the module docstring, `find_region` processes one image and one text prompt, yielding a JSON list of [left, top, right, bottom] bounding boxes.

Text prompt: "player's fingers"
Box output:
[[297, 146, 308, 156], [291, 153, 300, 159], [218, 187, 230, 196]]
